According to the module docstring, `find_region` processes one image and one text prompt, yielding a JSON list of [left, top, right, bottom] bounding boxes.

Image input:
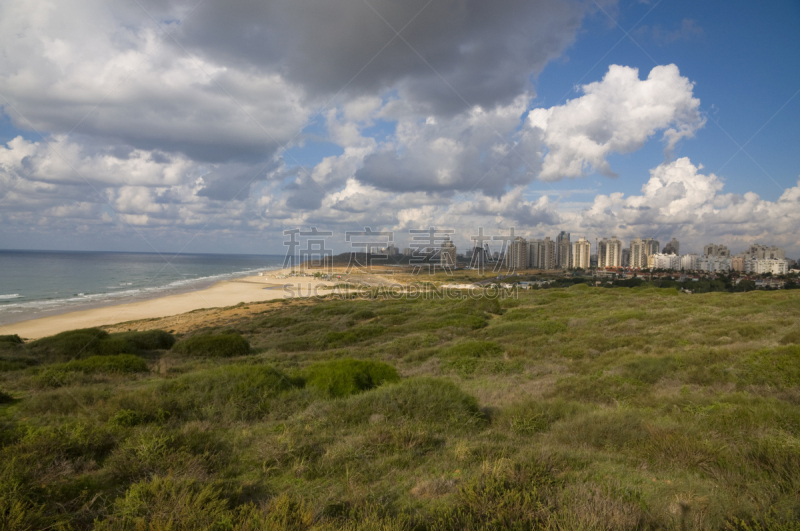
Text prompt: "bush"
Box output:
[[36, 354, 149, 387], [95, 476, 232, 531], [27, 328, 115, 361], [439, 341, 508, 377], [113, 330, 176, 350], [0, 390, 13, 404], [498, 399, 583, 435], [323, 378, 486, 429], [304, 358, 400, 397], [0, 334, 23, 346], [172, 333, 250, 357], [429, 462, 555, 529], [26, 328, 175, 361], [148, 365, 299, 420], [441, 341, 503, 359]]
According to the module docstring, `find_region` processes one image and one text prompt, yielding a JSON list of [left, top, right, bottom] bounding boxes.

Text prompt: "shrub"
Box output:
[[323, 326, 386, 348], [26, 328, 115, 361], [0, 334, 23, 346], [439, 341, 507, 377], [95, 476, 233, 531], [738, 346, 800, 388], [151, 365, 298, 420], [429, 461, 555, 529], [552, 373, 648, 404], [325, 378, 486, 429], [779, 329, 800, 345], [26, 328, 175, 361], [0, 390, 13, 404], [304, 359, 400, 397], [113, 330, 176, 350], [622, 356, 681, 384], [172, 333, 250, 357], [35, 354, 149, 388], [498, 399, 583, 435]]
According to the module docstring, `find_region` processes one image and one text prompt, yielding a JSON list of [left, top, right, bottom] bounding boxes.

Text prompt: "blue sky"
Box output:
[[1, 0, 799, 256]]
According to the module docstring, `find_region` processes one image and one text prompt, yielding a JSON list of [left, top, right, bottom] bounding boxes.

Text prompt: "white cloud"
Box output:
[[530, 64, 705, 181]]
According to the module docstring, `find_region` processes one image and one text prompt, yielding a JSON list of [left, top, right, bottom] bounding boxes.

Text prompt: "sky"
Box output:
[[0, 0, 799, 257]]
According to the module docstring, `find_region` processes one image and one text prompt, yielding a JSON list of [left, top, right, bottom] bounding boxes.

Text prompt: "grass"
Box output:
[[171, 332, 251, 357], [1, 287, 800, 529]]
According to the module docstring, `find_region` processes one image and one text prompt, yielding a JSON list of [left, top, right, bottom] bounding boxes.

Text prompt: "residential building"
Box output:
[[530, 237, 556, 270], [649, 253, 680, 270], [662, 238, 680, 255], [506, 237, 529, 270], [732, 255, 746, 272], [630, 238, 659, 269], [598, 236, 623, 268], [680, 254, 700, 271], [752, 259, 789, 275], [572, 237, 591, 269], [440, 237, 457, 269], [703, 243, 731, 257], [556, 231, 571, 269], [621, 248, 630, 267], [697, 256, 732, 273], [745, 244, 785, 260]]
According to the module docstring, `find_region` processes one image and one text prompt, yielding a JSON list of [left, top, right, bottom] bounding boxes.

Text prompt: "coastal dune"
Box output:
[[2, 271, 332, 340]]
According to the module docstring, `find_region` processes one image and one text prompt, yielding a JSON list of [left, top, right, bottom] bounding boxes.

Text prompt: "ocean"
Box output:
[[0, 250, 285, 326]]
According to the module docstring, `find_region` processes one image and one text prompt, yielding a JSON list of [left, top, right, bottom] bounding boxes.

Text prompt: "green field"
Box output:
[[2, 286, 800, 529]]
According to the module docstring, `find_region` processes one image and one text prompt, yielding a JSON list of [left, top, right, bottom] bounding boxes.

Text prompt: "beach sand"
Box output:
[[3, 269, 335, 340]]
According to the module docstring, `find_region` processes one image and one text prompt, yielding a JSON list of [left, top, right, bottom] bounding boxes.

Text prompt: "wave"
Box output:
[[0, 294, 22, 300], [0, 265, 281, 315]]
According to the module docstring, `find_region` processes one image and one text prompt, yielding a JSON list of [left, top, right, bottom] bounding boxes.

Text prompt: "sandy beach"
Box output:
[[2, 269, 334, 340]]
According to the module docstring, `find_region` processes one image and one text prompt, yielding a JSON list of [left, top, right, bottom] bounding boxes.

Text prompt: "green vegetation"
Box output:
[[1, 288, 800, 529], [21, 328, 176, 362], [171, 332, 251, 357], [303, 358, 400, 397]]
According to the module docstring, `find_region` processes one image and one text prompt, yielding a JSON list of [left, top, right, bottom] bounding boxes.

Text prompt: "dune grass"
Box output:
[[1, 287, 800, 529]]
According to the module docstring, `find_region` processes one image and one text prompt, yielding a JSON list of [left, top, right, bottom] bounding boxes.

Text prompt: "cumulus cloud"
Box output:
[[0, 0, 311, 163], [1, 0, 794, 257], [355, 95, 535, 195], [175, 0, 590, 115], [571, 157, 800, 253], [529, 64, 704, 181]]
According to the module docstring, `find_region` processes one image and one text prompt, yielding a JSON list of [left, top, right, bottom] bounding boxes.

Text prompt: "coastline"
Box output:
[[2, 269, 334, 340]]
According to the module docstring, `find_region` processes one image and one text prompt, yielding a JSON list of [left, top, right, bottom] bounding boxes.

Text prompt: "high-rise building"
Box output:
[[598, 236, 622, 268], [630, 238, 660, 269], [530, 237, 556, 270], [662, 238, 679, 255], [745, 244, 785, 260], [649, 253, 681, 270], [680, 254, 700, 271], [506, 237, 529, 270], [572, 237, 591, 269], [621, 248, 630, 268], [703, 243, 731, 258], [555, 231, 570, 268], [440, 237, 457, 269]]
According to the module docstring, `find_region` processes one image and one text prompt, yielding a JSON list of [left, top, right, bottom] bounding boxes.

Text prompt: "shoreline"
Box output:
[[2, 269, 334, 340]]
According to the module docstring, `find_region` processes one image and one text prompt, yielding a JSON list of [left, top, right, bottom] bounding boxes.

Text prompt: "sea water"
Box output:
[[0, 250, 285, 326]]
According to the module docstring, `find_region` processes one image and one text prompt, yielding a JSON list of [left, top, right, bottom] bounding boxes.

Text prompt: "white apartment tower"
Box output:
[[598, 236, 622, 268], [573, 237, 591, 269], [556, 231, 571, 269], [630, 238, 660, 269], [530, 237, 556, 270], [507, 237, 529, 270]]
